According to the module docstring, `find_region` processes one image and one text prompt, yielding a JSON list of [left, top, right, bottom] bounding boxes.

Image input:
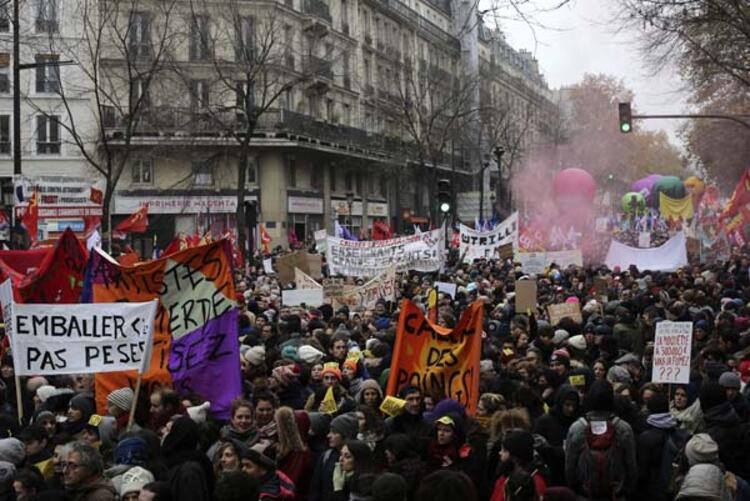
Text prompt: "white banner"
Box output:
[[517, 249, 583, 274], [330, 266, 396, 309], [0, 280, 157, 376], [459, 212, 518, 263], [652, 321, 692, 384], [605, 231, 687, 272], [295, 268, 322, 290], [281, 288, 324, 306], [326, 227, 444, 276], [435, 281, 457, 298]]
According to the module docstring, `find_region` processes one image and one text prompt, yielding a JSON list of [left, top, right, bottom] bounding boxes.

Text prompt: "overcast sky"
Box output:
[[480, 0, 689, 148]]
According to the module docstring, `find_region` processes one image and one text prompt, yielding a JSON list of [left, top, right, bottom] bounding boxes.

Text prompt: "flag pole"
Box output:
[[14, 375, 22, 425], [127, 372, 143, 431]]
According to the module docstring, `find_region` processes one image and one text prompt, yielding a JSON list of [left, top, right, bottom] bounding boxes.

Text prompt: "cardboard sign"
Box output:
[[435, 281, 457, 298], [306, 254, 323, 279], [276, 251, 310, 285], [515, 280, 537, 313], [652, 321, 692, 384], [281, 288, 324, 306], [328, 266, 396, 309], [294, 268, 322, 290], [322, 277, 347, 297], [497, 243, 514, 260], [517, 250, 583, 274], [547, 302, 582, 325], [386, 299, 483, 414]]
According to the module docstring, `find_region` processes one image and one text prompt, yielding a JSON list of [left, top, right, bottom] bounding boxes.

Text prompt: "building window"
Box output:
[[35, 0, 58, 33], [283, 88, 292, 110], [192, 161, 213, 186], [36, 115, 60, 154], [343, 103, 351, 125], [235, 16, 255, 63], [380, 174, 387, 197], [190, 80, 209, 110], [131, 159, 153, 185], [340, 0, 349, 33], [35, 54, 60, 93], [311, 163, 322, 190], [342, 53, 350, 89], [0, 54, 9, 93], [128, 12, 151, 59], [287, 157, 296, 187], [0, 115, 9, 154], [363, 56, 371, 84], [246, 158, 257, 184], [326, 98, 334, 122], [189, 15, 211, 61], [356, 172, 362, 194]]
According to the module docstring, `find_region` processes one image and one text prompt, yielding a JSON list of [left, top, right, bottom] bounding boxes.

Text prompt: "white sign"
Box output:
[[0, 280, 158, 376], [295, 268, 322, 290], [517, 249, 583, 274], [326, 227, 444, 276], [605, 231, 687, 272], [263, 258, 274, 274], [459, 212, 518, 263], [288, 196, 324, 214], [314, 229, 327, 253], [114, 195, 257, 214], [435, 281, 457, 298], [638, 232, 651, 248], [329, 266, 396, 309], [281, 288, 324, 306], [14, 175, 104, 219], [652, 321, 692, 384]]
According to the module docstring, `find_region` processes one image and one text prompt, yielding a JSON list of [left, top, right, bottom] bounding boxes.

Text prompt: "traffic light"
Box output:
[[437, 179, 451, 214], [618, 102, 633, 133]]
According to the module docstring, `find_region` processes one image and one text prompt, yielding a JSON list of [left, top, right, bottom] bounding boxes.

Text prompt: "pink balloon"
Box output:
[[553, 168, 597, 205]]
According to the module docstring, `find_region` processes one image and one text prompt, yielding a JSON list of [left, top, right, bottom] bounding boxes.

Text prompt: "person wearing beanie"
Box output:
[[240, 443, 295, 500], [372, 472, 408, 501], [187, 401, 211, 425], [309, 412, 358, 501], [719, 371, 750, 421], [0, 437, 25, 467], [490, 431, 546, 501], [64, 394, 95, 436], [564, 380, 637, 499], [533, 385, 581, 486], [550, 349, 571, 377], [106, 387, 135, 434], [244, 346, 266, 367], [675, 463, 732, 501], [34, 410, 57, 440], [636, 392, 688, 500], [119, 466, 155, 501], [700, 380, 750, 479], [425, 414, 483, 492], [685, 433, 720, 467], [35, 385, 58, 407]]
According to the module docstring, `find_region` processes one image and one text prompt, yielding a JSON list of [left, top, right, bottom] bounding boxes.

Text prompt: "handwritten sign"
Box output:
[[547, 302, 582, 325], [386, 299, 483, 414], [329, 266, 396, 309], [517, 250, 583, 274], [515, 280, 537, 313], [652, 321, 692, 384], [435, 281, 457, 298], [85, 241, 240, 420], [294, 268, 322, 290], [282, 288, 324, 306], [459, 212, 518, 263], [276, 251, 310, 285]]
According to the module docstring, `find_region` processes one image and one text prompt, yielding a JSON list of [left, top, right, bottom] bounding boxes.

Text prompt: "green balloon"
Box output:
[[621, 192, 646, 214]]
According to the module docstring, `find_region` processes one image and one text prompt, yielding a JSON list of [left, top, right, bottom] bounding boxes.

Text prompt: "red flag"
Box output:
[[22, 190, 40, 243], [721, 170, 750, 221], [114, 205, 149, 234], [372, 220, 392, 240], [90, 186, 103, 205], [260, 224, 272, 253], [83, 215, 101, 237]]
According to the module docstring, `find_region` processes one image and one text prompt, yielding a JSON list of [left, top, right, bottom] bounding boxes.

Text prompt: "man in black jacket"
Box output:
[[700, 381, 750, 480], [309, 412, 358, 501]]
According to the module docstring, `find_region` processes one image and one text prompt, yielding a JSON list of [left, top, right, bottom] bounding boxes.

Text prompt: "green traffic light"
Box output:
[[620, 123, 631, 133]]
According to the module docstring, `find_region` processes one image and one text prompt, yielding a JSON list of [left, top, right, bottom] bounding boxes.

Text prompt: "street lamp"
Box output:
[[345, 190, 354, 230]]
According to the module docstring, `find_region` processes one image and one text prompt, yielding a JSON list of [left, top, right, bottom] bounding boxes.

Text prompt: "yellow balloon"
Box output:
[[684, 176, 705, 195]]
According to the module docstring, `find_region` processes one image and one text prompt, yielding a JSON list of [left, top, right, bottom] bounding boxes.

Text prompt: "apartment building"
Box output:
[[0, 0, 556, 251]]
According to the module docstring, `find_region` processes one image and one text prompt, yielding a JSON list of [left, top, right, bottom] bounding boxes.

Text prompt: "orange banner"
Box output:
[[386, 299, 484, 414]]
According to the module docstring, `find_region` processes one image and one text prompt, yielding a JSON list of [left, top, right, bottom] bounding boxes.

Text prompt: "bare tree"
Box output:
[[27, 0, 179, 248]]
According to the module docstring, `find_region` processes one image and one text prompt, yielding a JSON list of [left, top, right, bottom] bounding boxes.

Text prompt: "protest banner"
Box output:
[[386, 299, 483, 414], [322, 277, 347, 297], [326, 227, 444, 276], [516, 249, 583, 274], [605, 231, 687, 272], [515, 280, 537, 313], [435, 281, 457, 298], [282, 288, 323, 306], [548, 302, 583, 325], [328, 266, 396, 309], [84, 240, 240, 419], [652, 321, 692, 384], [459, 212, 518, 263], [294, 268, 322, 290], [2, 292, 157, 376]]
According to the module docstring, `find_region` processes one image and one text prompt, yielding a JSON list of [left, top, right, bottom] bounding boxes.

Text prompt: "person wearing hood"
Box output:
[[162, 416, 215, 501], [533, 385, 580, 486], [490, 430, 547, 501], [208, 399, 260, 461], [718, 371, 750, 421], [671, 384, 704, 434], [355, 379, 383, 411], [63, 441, 117, 501], [699, 380, 750, 480], [675, 434, 734, 501], [636, 392, 688, 500], [63, 394, 95, 437], [240, 442, 296, 501]]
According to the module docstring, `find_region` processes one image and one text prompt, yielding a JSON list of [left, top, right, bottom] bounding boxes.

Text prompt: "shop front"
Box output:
[[287, 195, 324, 244]]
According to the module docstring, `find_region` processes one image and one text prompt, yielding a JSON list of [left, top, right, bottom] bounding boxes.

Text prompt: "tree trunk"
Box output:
[[236, 142, 249, 265], [102, 182, 113, 252]]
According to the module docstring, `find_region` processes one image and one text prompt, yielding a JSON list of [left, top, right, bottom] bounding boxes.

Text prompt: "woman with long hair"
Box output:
[[275, 406, 312, 501], [356, 404, 386, 469], [212, 440, 242, 478], [207, 398, 259, 460], [333, 439, 376, 500]]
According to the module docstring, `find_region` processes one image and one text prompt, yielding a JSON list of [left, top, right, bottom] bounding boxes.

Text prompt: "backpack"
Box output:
[[659, 428, 690, 498], [576, 417, 626, 500]]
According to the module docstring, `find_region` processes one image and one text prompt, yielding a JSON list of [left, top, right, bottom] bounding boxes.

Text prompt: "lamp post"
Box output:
[[345, 190, 354, 231]]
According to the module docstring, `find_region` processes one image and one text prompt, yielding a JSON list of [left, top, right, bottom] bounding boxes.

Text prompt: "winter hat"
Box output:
[[187, 401, 211, 424], [34, 410, 55, 425], [308, 412, 332, 437], [480, 360, 495, 373], [36, 385, 58, 403], [244, 346, 266, 366], [120, 466, 155, 497], [107, 387, 135, 413], [552, 329, 570, 345], [685, 433, 720, 466], [298, 345, 325, 364], [329, 412, 359, 440], [241, 442, 276, 471], [372, 472, 408, 501], [321, 366, 342, 382], [718, 372, 741, 390], [567, 335, 587, 351], [0, 461, 15, 485], [281, 345, 300, 362], [699, 381, 727, 412], [502, 430, 535, 464], [606, 366, 632, 385], [343, 359, 358, 374], [675, 463, 730, 501], [585, 380, 614, 413], [26, 377, 48, 393], [550, 349, 570, 364], [358, 379, 383, 399], [114, 437, 149, 466], [425, 398, 466, 422], [272, 365, 299, 387], [69, 394, 95, 420], [0, 438, 25, 466]]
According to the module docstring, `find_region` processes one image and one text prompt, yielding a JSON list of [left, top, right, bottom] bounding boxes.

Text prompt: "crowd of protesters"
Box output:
[[1, 243, 750, 501]]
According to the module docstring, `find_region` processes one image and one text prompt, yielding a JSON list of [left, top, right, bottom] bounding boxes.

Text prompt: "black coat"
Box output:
[[636, 423, 685, 501], [309, 448, 339, 501], [704, 402, 750, 480]]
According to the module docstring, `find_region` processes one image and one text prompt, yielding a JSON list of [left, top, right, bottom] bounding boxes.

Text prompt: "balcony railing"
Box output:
[[303, 0, 332, 24], [304, 55, 334, 80]]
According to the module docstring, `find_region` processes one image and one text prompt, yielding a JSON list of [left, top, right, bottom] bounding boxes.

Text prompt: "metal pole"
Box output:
[[479, 163, 486, 224], [12, 0, 20, 176]]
